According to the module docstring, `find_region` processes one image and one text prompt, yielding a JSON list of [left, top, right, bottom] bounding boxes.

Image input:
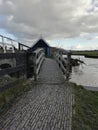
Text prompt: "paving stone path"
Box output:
[[0, 58, 72, 130]]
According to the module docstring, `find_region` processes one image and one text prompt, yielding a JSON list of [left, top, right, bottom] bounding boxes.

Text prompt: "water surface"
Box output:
[[69, 55, 98, 91]]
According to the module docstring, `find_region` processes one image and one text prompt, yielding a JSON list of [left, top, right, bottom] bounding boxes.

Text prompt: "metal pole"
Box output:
[[11, 40, 15, 53], [2, 36, 6, 53]]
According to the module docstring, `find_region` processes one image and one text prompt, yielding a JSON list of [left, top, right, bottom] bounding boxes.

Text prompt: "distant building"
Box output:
[[28, 38, 51, 57]]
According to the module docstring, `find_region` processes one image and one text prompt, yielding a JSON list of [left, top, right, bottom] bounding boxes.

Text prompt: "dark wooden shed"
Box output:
[[28, 38, 51, 57]]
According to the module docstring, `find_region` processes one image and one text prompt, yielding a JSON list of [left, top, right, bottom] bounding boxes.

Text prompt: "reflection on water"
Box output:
[[69, 55, 98, 89]]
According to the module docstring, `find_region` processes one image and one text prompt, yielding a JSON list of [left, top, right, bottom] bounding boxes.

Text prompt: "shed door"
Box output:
[[47, 47, 50, 57]]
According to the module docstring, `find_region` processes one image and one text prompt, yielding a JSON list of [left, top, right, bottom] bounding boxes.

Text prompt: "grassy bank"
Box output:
[[71, 83, 98, 130], [72, 50, 98, 56], [0, 78, 34, 114]]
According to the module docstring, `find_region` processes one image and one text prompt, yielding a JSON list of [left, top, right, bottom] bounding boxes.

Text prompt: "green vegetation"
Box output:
[[0, 76, 16, 87], [71, 83, 98, 130], [72, 50, 98, 56], [0, 79, 34, 114]]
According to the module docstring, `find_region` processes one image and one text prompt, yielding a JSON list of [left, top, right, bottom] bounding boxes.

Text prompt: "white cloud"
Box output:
[[68, 42, 98, 50], [0, 0, 2, 5]]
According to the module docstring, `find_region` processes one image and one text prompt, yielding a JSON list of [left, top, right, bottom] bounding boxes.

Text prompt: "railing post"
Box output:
[[67, 51, 72, 72], [18, 43, 22, 51], [33, 53, 38, 81]]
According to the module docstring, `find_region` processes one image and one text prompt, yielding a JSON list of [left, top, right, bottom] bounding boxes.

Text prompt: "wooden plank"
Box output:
[[33, 49, 45, 81], [0, 53, 26, 59], [0, 53, 15, 59], [36, 52, 45, 65], [36, 56, 45, 75], [0, 65, 26, 77]]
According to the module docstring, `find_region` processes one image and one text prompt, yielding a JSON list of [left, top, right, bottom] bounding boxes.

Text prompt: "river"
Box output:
[[69, 55, 98, 91]]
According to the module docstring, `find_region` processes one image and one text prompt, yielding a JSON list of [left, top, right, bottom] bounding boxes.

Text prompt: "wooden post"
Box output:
[[18, 43, 21, 51], [33, 53, 37, 81], [66, 51, 72, 80], [68, 51, 72, 72]]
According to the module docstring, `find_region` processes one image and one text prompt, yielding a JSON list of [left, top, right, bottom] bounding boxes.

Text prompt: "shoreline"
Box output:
[[85, 54, 98, 58], [69, 81, 98, 91]]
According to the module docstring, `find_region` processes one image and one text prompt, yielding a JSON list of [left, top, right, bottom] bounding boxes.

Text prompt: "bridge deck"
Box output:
[[0, 58, 72, 130]]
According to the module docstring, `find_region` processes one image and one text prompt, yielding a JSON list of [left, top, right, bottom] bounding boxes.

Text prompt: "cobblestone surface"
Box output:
[[0, 58, 72, 130]]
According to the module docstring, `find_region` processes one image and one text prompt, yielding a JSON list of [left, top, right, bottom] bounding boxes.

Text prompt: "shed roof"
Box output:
[[31, 38, 50, 48]]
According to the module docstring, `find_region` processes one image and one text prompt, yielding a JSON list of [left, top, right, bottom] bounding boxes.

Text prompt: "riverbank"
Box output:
[[72, 50, 98, 56], [69, 82, 98, 130], [85, 54, 98, 58]]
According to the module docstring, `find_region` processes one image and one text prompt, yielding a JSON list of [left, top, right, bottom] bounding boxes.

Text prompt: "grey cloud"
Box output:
[[0, 0, 97, 44]]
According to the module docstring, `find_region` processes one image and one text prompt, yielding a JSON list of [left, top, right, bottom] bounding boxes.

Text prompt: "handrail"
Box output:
[[33, 48, 45, 81], [18, 43, 31, 51], [55, 52, 71, 80], [0, 34, 31, 53], [0, 35, 16, 53]]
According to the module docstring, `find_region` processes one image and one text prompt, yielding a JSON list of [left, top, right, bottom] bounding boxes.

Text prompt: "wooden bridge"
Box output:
[[0, 36, 72, 130]]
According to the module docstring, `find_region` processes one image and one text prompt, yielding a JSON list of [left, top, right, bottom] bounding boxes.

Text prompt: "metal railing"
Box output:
[[0, 35, 16, 53], [0, 35, 31, 53], [18, 43, 31, 51]]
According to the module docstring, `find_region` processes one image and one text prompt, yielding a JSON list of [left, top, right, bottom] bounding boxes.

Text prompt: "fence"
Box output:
[[0, 48, 45, 92], [0, 53, 27, 76]]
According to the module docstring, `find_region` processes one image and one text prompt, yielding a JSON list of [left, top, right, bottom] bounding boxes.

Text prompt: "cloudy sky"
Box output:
[[0, 0, 98, 50]]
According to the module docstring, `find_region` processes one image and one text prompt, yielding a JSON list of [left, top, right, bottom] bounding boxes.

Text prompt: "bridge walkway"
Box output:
[[0, 58, 72, 130]]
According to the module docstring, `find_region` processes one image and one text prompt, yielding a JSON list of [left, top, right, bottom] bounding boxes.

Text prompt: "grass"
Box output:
[[0, 78, 34, 114], [71, 83, 98, 130], [0, 76, 16, 87], [72, 50, 98, 56]]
